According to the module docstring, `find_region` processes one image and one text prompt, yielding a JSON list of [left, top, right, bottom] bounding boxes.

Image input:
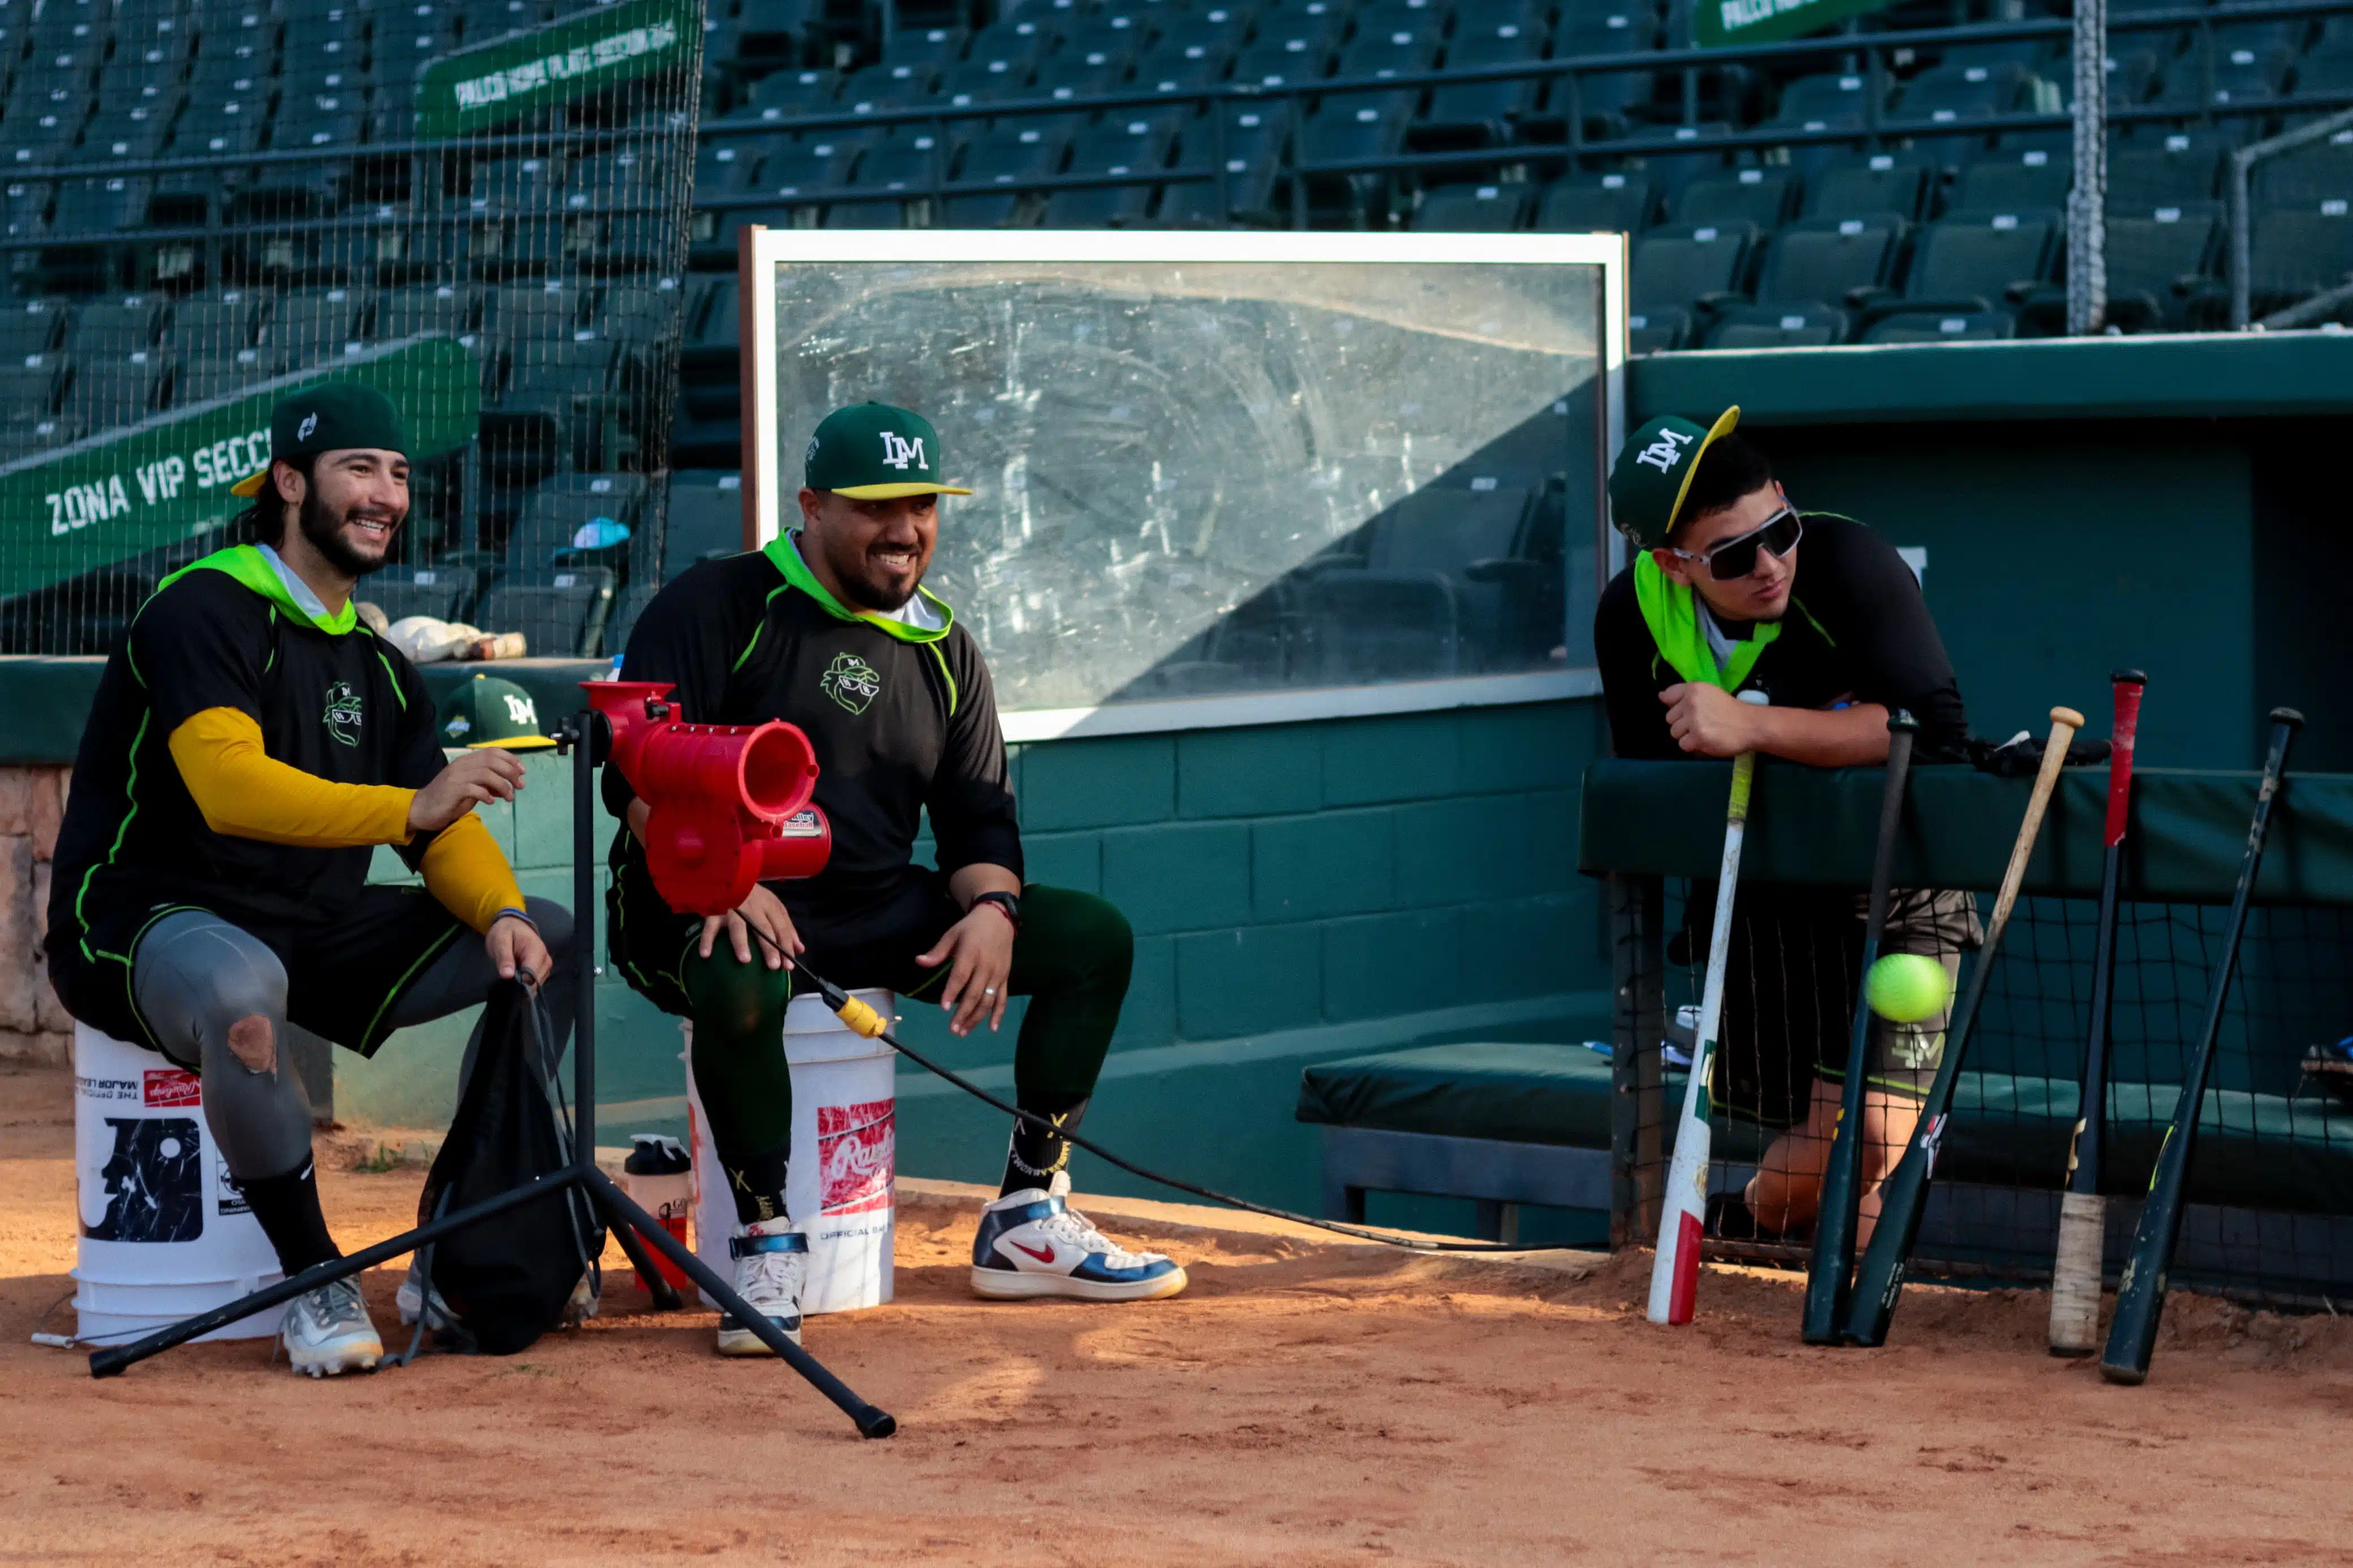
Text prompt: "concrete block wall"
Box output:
[[0, 766, 75, 1065]]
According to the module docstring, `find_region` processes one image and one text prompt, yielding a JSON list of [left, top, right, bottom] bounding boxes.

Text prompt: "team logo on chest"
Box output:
[[322, 680, 364, 747], [819, 652, 882, 715]]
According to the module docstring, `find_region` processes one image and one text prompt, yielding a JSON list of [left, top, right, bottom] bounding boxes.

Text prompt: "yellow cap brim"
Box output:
[[830, 481, 973, 499], [229, 469, 269, 498], [1663, 405, 1742, 541], [468, 735, 558, 750]]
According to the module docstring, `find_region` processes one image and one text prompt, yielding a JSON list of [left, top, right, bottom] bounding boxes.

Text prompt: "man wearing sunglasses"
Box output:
[[1594, 406, 1977, 1245]]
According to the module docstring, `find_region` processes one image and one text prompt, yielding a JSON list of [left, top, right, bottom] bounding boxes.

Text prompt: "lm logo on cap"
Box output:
[[298, 412, 319, 441], [1634, 427, 1695, 473], [879, 431, 926, 471]]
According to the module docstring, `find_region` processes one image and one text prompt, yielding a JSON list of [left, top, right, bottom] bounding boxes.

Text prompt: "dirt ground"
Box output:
[[5, 1063, 2352, 1567]]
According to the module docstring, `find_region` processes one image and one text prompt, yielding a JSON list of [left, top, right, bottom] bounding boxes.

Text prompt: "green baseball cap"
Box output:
[[1607, 405, 1742, 550], [803, 402, 973, 500], [437, 673, 556, 751], [229, 382, 411, 498]]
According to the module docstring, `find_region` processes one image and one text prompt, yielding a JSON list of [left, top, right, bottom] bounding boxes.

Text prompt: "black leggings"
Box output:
[[685, 883, 1132, 1176]]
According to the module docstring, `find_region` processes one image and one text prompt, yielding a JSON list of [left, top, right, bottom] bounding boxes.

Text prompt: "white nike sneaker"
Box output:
[[281, 1277, 383, 1377], [715, 1219, 807, 1357], [395, 1256, 451, 1329], [971, 1172, 1188, 1303]]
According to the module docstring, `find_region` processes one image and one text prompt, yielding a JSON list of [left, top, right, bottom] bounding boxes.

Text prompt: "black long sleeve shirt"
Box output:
[[1593, 513, 1968, 761], [605, 543, 1021, 939]]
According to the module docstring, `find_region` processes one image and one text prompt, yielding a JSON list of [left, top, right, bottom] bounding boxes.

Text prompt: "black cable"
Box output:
[[738, 922, 1587, 1255]]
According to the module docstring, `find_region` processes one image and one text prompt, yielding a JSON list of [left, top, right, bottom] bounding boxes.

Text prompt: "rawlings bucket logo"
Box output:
[[817, 1099, 894, 1215]]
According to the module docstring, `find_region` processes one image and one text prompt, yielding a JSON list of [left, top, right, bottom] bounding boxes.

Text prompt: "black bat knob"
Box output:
[[2112, 669, 2147, 686], [2270, 707, 2305, 729]]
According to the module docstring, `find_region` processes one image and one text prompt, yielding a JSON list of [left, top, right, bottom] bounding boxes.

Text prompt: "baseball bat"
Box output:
[[2048, 670, 2147, 1358], [1649, 689, 1772, 1325], [1841, 704, 2084, 1346], [2101, 707, 2302, 1385], [1801, 709, 1918, 1346]]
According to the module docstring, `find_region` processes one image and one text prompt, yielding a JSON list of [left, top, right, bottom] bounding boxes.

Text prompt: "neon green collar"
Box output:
[[1632, 551, 1778, 692], [156, 543, 360, 636], [761, 531, 953, 645]]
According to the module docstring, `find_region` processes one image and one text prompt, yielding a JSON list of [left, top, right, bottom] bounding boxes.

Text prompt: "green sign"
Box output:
[[416, 0, 696, 141], [0, 336, 478, 600], [1695, 0, 1898, 48]]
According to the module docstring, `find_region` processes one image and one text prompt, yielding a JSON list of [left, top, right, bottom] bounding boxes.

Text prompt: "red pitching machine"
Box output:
[[583, 681, 830, 915]]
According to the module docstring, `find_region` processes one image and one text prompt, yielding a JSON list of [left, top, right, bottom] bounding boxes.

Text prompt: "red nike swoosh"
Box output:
[[1010, 1241, 1055, 1264]]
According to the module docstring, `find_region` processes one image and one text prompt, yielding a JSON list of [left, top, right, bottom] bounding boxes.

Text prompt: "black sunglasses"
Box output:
[[1669, 507, 1802, 582]]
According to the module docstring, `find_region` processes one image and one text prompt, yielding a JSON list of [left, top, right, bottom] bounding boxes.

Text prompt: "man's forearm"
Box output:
[[1757, 703, 1892, 768], [948, 862, 1022, 908]]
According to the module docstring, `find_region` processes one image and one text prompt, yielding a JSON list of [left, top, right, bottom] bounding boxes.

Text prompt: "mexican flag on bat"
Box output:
[[1697, 0, 1901, 48]]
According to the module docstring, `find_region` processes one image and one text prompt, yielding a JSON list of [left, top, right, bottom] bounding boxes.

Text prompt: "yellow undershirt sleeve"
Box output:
[[167, 706, 417, 848], [419, 812, 529, 935]]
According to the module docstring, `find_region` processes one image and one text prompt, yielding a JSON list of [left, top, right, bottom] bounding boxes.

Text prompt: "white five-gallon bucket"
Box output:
[[72, 1022, 287, 1344], [682, 988, 896, 1315]]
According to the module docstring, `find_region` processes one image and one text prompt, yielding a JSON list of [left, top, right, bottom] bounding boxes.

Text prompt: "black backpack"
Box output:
[[408, 978, 603, 1356]]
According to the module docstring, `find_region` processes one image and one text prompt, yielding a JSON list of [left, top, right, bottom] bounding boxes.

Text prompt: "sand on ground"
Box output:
[[3, 1062, 2350, 1567]]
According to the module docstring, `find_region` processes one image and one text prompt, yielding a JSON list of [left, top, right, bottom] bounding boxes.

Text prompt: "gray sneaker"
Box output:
[[281, 1277, 383, 1377]]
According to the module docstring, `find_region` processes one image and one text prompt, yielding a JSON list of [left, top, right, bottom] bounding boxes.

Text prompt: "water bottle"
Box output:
[[619, 1133, 693, 1293]]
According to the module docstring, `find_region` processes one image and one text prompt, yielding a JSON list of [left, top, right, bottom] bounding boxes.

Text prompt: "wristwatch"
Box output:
[[971, 891, 1022, 931]]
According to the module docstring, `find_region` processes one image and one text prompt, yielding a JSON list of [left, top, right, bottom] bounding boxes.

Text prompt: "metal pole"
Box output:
[[2068, 0, 2107, 333], [2230, 147, 2252, 329], [570, 711, 598, 1158]]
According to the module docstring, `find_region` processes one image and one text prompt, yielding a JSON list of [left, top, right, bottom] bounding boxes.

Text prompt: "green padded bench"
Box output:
[[1298, 1043, 2353, 1288]]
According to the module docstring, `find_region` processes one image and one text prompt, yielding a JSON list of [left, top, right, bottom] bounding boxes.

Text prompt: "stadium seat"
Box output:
[[2104, 202, 2225, 330], [946, 124, 1071, 227], [505, 474, 647, 573], [1552, 10, 1660, 132], [378, 284, 481, 343], [2253, 124, 2353, 205], [1298, 92, 1416, 225], [732, 0, 825, 67], [173, 98, 269, 158], [0, 297, 64, 357], [1336, 23, 1442, 82], [2109, 129, 2225, 209], [1628, 309, 1695, 356], [1416, 19, 1544, 146], [1895, 61, 2039, 127], [820, 136, 949, 228], [0, 352, 64, 414], [66, 350, 169, 426], [1041, 116, 1176, 227], [1633, 124, 1738, 204], [359, 566, 475, 627], [1631, 222, 1759, 318], [1861, 309, 2016, 343], [1302, 485, 1535, 679], [1751, 215, 1906, 313], [1802, 150, 1933, 222], [694, 140, 761, 205], [839, 63, 937, 116], [727, 68, 841, 124], [1535, 170, 1655, 233], [1703, 302, 1851, 349], [884, 25, 967, 67], [599, 284, 687, 344], [1889, 209, 2060, 314], [936, 55, 1036, 106], [1954, 146, 2072, 213], [1672, 167, 1796, 228], [175, 349, 287, 405], [502, 339, 623, 420], [268, 288, 372, 361], [2158, 44, 2294, 111], [474, 567, 617, 658], [665, 472, 745, 576], [492, 282, 589, 344], [1136, 39, 1231, 97], [63, 295, 165, 356], [1769, 72, 1872, 133], [1411, 180, 1531, 231], [168, 292, 262, 353], [1157, 105, 1288, 227]]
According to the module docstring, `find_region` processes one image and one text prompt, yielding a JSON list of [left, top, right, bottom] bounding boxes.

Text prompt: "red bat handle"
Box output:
[[2105, 669, 2147, 849]]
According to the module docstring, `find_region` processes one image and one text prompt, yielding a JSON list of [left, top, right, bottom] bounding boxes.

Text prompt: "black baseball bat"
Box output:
[[1801, 709, 1917, 1346], [2101, 707, 2301, 1385], [1841, 705, 2083, 1347], [2048, 669, 2147, 1357]]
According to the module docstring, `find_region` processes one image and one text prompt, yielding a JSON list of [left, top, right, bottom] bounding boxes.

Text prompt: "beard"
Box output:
[[296, 487, 399, 578], [821, 529, 926, 612]]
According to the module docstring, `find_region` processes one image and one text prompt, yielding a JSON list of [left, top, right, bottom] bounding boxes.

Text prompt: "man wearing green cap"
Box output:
[[609, 402, 1183, 1357], [1595, 407, 1976, 1244], [49, 383, 577, 1378]]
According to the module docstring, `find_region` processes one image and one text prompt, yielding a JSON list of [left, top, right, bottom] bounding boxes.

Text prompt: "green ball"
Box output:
[[1867, 953, 1952, 1025]]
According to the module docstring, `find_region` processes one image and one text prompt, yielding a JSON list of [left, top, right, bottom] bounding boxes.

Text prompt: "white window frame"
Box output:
[[737, 227, 1627, 741]]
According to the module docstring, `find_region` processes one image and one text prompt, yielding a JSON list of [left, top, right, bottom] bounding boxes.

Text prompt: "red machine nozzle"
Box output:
[[581, 681, 831, 916]]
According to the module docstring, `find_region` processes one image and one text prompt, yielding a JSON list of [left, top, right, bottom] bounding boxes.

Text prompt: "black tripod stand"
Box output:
[[88, 709, 897, 1440]]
